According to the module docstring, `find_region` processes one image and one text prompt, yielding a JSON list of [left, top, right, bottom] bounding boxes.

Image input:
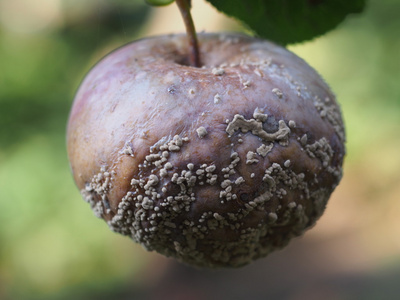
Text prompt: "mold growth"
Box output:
[[120, 142, 135, 157], [81, 166, 114, 218], [272, 88, 283, 99], [212, 67, 225, 76], [305, 137, 342, 181], [196, 126, 208, 138], [226, 109, 291, 145], [81, 100, 343, 268], [313, 96, 345, 143], [214, 93, 221, 104]]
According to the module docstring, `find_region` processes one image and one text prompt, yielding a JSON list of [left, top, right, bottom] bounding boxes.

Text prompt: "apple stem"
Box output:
[[175, 0, 201, 67]]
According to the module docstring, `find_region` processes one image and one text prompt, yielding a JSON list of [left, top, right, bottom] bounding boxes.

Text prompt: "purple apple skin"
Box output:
[[67, 33, 345, 268]]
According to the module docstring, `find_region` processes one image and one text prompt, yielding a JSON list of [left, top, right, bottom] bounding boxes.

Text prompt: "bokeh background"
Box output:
[[0, 0, 399, 299]]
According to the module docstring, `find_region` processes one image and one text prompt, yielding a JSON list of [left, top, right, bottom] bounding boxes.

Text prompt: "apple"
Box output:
[[67, 32, 345, 268]]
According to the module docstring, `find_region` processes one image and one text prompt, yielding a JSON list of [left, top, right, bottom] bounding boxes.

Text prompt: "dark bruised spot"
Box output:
[[239, 192, 250, 202], [237, 187, 261, 204]]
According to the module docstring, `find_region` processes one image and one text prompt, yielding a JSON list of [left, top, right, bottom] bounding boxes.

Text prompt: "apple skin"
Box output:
[[67, 33, 345, 268]]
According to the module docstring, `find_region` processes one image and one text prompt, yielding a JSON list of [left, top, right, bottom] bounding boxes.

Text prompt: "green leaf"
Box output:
[[205, 0, 366, 45], [145, 0, 175, 7]]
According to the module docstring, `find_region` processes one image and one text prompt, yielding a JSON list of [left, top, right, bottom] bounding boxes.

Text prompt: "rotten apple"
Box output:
[[67, 33, 345, 268]]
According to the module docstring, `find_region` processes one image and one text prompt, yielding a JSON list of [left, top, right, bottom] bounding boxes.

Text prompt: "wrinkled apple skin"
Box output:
[[67, 33, 345, 268]]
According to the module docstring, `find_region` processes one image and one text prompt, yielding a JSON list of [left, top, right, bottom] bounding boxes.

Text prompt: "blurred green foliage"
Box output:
[[206, 0, 366, 45], [0, 0, 399, 299]]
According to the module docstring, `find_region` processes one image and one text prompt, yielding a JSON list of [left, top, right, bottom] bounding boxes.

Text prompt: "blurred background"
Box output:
[[0, 0, 399, 299]]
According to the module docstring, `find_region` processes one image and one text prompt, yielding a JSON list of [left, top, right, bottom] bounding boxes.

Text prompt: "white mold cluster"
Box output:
[[81, 105, 342, 268]]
